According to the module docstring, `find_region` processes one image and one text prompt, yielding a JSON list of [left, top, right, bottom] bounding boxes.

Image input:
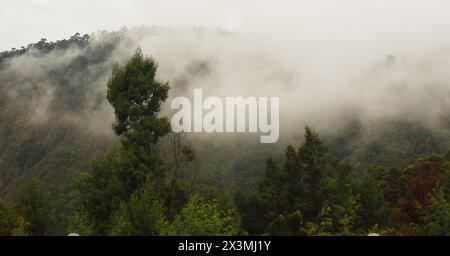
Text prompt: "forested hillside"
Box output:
[[0, 28, 449, 235]]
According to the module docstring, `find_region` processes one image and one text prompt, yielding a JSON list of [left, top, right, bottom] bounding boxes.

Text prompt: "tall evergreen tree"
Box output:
[[298, 126, 328, 220], [107, 47, 171, 192], [78, 49, 171, 235], [357, 166, 390, 230]]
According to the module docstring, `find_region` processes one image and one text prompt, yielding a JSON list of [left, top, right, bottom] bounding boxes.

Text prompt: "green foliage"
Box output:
[[78, 49, 172, 235], [236, 127, 450, 236], [162, 195, 238, 236], [234, 192, 269, 235], [0, 200, 14, 235], [301, 206, 333, 236], [267, 211, 303, 236], [13, 180, 49, 235], [357, 167, 390, 230], [67, 207, 93, 236], [106, 47, 171, 192], [123, 183, 165, 235], [77, 146, 126, 234], [421, 190, 450, 235], [327, 160, 360, 234], [237, 126, 329, 235], [298, 126, 328, 219], [11, 217, 30, 236], [107, 47, 170, 142], [108, 202, 132, 236], [1, 32, 449, 236], [0, 199, 33, 236]]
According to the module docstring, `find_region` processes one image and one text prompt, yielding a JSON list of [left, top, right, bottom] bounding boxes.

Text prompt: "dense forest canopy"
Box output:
[[0, 27, 449, 235]]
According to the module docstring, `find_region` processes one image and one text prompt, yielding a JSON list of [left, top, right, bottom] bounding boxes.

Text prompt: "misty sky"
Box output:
[[3, 0, 450, 59]]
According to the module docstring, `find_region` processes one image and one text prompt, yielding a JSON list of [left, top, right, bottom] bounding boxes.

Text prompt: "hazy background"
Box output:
[[3, 0, 450, 60], [2, 0, 450, 139]]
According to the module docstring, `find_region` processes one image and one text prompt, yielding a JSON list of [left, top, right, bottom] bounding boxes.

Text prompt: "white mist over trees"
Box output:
[[0, 1, 450, 235], [2, 26, 450, 140]]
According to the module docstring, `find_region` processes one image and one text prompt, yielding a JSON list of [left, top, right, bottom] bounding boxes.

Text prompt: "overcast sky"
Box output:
[[2, 0, 450, 59]]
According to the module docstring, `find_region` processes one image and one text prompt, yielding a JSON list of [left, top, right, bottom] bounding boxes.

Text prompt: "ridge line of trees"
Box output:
[[0, 47, 448, 236]]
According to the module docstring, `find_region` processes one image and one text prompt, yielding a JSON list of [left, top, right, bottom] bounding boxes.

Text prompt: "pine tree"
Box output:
[[357, 166, 390, 230], [298, 126, 328, 220]]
